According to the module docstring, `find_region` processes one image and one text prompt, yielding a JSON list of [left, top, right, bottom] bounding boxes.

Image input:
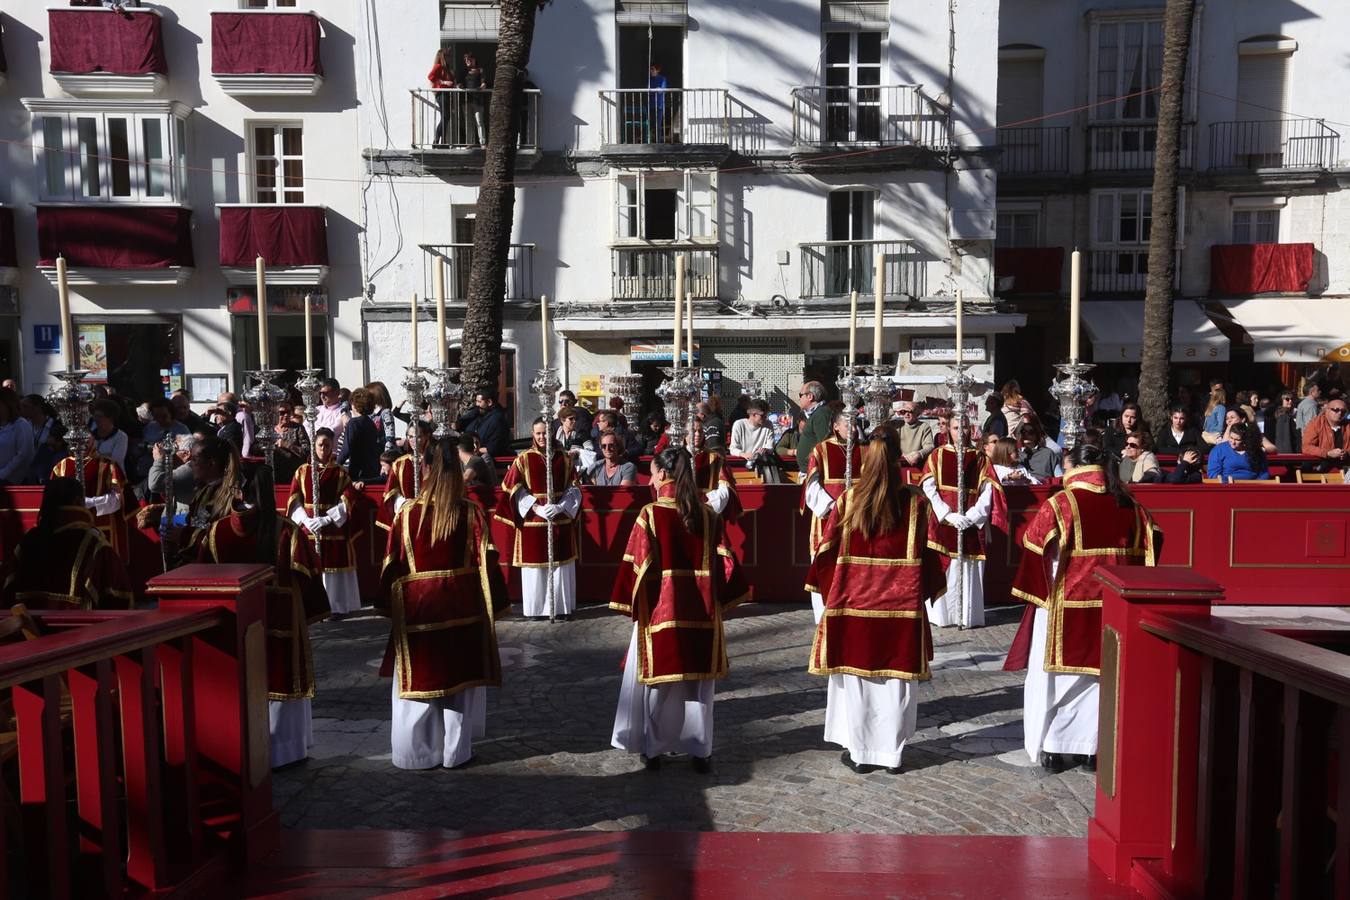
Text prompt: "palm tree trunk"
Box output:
[[459, 0, 544, 397], [1137, 0, 1195, 432]]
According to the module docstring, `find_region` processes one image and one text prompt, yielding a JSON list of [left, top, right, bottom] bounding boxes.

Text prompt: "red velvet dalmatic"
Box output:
[[610, 484, 751, 684], [379, 501, 510, 699], [920, 444, 1008, 563], [494, 448, 580, 568], [799, 437, 862, 556], [806, 489, 945, 679], [692, 450, 742, 521], [1004, 466, 1161, 675], [199, 508, 330, 699], [0, 506, 132, 609], [51, 455, 129, 559], [287, 462, 361, 572], [378, 455, 418, 532]]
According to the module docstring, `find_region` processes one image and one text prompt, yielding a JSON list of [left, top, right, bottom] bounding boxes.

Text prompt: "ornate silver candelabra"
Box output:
[[604, 373, 644, 430], [296, 369, 324, 553], [861, 364, 894, 436], [1051, 360, 1099, 452], [47, 370, 94, 490], [426, 367, 464, 440], [531, 367, 563, 623], [401, 366, 429, 500], [657, 366, 699, 450], [945, 363, 978, 630], [244, 368, 288, 473], [835, 365, 864, 490]]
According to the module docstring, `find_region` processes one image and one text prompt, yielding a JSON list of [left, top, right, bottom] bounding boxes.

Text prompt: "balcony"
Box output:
[[996, 127, 1070, 175], [1086, 248, 1183, 296], [797, 240, 925, 301], [1209, 243, 1316, 296], [0, 206, 16, 285], [219, 205, 329, 285], [48, 7, 167, 97], [610, 245, 717, 301], [36, 204, 193, 285], [1208, 119, 1340, 173], [409, 89, 540, 173], [421, 243, 534, 302], [994, 247, 1064, 295], [211, 10, 324, 97], [599, 89, 730, 166], [1088, 122, 1193, 172], [790, 85, 946, 169]]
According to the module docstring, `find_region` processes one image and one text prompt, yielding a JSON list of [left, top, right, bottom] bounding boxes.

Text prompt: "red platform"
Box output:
[[242, 829, 1137, 899]]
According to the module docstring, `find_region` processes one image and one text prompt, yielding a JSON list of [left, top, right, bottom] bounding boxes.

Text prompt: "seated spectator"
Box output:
[[170, 389, 211, 436], [1268, 390, 1300, 453], [696, 398, 725, 449], [210, 402, 245, 454], [456, 391, 510, 459], [1103, 403, 1145, 459], [1201, 381, 1228, 446], [640, 411, 669, 456], [148, 434, 197, 517], [1016, 420, 1062, 481], [775, 415, 804, 459], [1222, 407, 1276, 453], [1119, 432, 1162, 484], [894, 400, 935, 464], [989, 436, 1038, 485], [90, 398, 129, 471], [981, 394, 1007, 440], [1301, 397, 1348, 470], [1155, 405, 1203, 456], [0, 387, 35, 486], [729, 399, 776, 457], [1165, 444, 1204, 484], [557, 390, 593, 436], [587, 433, 637, 485], [1206, 423, 1269, 481], [555, 407, 588, 453], [22, 394, 64, 484]]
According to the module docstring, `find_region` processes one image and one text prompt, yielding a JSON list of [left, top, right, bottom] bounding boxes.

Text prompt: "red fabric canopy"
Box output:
[[0, 208, 16, 269], [211, 12, 323, 76], [37, 206, 194, 269], [219, 205, 329, 268], [994, 247, 1064, 294], [48, 10, 167, 76], [1209, 243, 1315, 296]]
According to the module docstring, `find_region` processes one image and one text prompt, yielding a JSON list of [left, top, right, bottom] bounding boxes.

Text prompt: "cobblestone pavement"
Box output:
[[275, 603, 1096, 836]]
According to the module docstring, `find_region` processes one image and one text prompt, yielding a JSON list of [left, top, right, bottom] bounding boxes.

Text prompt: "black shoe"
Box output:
[[641, 754, 661, 771], [271, 756, 309, 772], [1072, 754, 1097, 773], [557, 614, 573, 622], [841, 751, 879, 774], [1039, 752, 1068, 773], [884, 765, 902, 775], [691, 755, 712, 774]]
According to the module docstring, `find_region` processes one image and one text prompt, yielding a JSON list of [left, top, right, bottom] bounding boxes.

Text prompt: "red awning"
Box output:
[[1209, 242, 1315, 295], [0, 208, 16, 269], [211, 12, 323, 76], [994, 247, 1064, 294], [219, 205, 328, 268], [48, 9, 167, 76], [37, 206, 194, 269]]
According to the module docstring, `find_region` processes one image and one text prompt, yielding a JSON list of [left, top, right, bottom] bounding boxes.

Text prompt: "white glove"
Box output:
[[945, 513, 973, 531], [85, 497, 99, 509], [538, 503, 560, 520], [309, 516, 330, 532]]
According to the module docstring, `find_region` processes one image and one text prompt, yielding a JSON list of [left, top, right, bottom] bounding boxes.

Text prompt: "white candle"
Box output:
[[686, 270, 694, 367], [304, 293, 313, 369], [955, 289, 964, 368], [255, 256, 269, 369], [56, 255, 74, 371], [434, 259, 447, 366], [873, 250, 885, 363], [673, 255, 685, 366], [540, 293, 550, 369], [1070, 248, 1082, 361], [410, 292, 419, 365], [848, 290, 858, 366]]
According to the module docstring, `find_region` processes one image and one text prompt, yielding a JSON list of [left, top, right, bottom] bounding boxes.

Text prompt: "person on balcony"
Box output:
[[427, 49, 457, 147], [1, 477, 131, 610], [1301, 397, 1348, 472], [495, 418, 583, 621], [199, 465, 329, 769], [920, 417, 1008, 629], [647, 63, 669, 142], [1004, 442, 1162, 773], [806, 433, 944, 775], [459, 52, 489, 149], [610, 447, 750, 773], [801, 410, 862, 623], [288, 428, 363, 616], [380, 438, 509, 770]]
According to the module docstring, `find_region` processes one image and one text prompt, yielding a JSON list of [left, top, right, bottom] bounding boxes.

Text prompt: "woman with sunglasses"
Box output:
[[1118, 432, 1161, 484]]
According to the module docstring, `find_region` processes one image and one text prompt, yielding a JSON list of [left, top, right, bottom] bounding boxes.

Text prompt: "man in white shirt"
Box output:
[[728, 399, 775, 457]]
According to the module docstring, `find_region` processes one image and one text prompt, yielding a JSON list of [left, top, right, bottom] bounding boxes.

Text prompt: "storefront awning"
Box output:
[[1216, 298, 1350, 363], [1081, 300, 1229, 363]]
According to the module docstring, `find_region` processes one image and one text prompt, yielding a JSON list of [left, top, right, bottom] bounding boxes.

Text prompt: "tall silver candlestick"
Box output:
[[531, 368, 563, 623], [657, 366, 698, 450], [1051, 360, 1098, 452], [861, 364, 893, 437], [835, 365, 864, 491], [244, 368, 287, 473], [47, 370, 94, 495], [426, 367, 464, 440], [401, 366, 429, 500]]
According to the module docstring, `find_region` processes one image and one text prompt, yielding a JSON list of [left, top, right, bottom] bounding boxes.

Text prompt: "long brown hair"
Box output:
[[196, 436, 240, 522], [654, 447, 703, 536], [840, 434, 905, 540], [418, 437, 468, 544]]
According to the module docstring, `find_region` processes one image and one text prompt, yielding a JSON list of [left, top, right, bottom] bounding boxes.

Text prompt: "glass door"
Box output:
[[824, 32, 882, 143]]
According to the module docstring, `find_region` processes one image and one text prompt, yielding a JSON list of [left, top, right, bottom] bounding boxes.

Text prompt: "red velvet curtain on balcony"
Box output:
[[0, 208, 16, 269], [1209, 243, 1315, 295], [994, 247, 1064, 294], [36, 207, 194, 269], [219, 206, 328, 268], [48, 10, 167, 75], [211, 12, 323, 76]]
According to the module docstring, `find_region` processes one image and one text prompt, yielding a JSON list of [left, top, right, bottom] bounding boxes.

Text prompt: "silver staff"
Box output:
[[945, 365, 976, 629], [296, 370, 324, 554], [836, 366, 863, 490], [158, 431, 176, 572], [531, 369, 562, 623]]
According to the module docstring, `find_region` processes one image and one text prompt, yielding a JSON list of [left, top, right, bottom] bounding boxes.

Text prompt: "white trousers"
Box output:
[[810, 592, 825, 624], [1023, 607, 1099, 760], [823, 674, 918, 770], [611, 625, 715, 759], [925, 558, 986, 628], [323, 570, 362, 615], [269, 698, 313, 768], [521, 561, 577, 617], [390, 680, 487, 769]]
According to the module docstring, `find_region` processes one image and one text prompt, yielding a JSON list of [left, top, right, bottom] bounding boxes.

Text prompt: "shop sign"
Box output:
[[78, 324, 108, 381], [227, 286, 328, 315], [630, 339, 698, 363], [910, 336, 988, 363]]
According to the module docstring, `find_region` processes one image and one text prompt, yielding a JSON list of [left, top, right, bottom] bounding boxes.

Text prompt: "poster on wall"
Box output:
[[78, 324, 108, 382]]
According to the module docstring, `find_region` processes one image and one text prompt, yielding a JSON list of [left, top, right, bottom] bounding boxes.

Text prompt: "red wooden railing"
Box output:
[[1089, 566, 1350, 898], [0, 565, 277, 897]]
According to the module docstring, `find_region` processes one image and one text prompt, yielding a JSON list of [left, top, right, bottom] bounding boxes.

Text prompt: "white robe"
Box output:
[[611, 624, 715, 759], [921, 478, 994, 629], [804, 474, 836, 625], [516, 486, 582, 617], [390, 680, 487, 769], [268, 698, 313, 768], [1022, 545, 1099, 760], [291, 501, 362, 615], [823, 674, 917, 770]]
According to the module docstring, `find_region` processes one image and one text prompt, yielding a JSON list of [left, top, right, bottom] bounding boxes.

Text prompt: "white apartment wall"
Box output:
[[0, 0, 364, 397]]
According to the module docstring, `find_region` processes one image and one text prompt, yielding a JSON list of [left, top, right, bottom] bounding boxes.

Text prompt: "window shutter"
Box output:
[[997, 59, 1044, 127], [1236, 50, 1291, 120]]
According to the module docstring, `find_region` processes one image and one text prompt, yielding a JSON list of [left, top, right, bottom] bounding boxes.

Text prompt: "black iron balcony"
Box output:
[[996, 126, 1070, 175], [1208, 119, 1340, 172], [599, 88, 729, 148], [409, 89, 540, 171], [1088, 122, 1194, 171], [798, 239, 925, 300], [610, 245, 717, 300], [421, 243, 534, 301], [791, 84, 944, 148]]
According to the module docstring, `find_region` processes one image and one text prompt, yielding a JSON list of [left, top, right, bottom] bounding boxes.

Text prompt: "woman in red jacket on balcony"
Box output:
[[427, 49, 457, 147]]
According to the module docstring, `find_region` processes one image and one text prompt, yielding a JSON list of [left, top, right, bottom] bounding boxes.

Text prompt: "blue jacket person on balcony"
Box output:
[[648, 63, 669, 142]]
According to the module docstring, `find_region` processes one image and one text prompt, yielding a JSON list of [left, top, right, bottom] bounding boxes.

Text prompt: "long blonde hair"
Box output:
[[417, 437, 468, 544], [1204, 381, 1228, 417], [839, 435, 905, 540]]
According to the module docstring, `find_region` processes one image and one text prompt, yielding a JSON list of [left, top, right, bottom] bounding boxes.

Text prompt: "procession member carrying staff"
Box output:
[[610, 447, 751, 773], [51, 431, 131, 561], [379, 425, 430, 531], [177, 435, 239, 564], [199, 465, 330, 768], [800, 411, 861, 623], [379, 437, 510, 769], [288, 427, 363, 616], [688, 419, 742, 522]]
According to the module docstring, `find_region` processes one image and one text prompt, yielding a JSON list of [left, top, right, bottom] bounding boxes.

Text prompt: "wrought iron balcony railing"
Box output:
[[995, 126, 1070, 174], [1208, 118, 1340, 172], [791, 85, 944, 148], [599, 88, 729, 146], [610, 245, 717, 300], [798, 239, 924, 299], [410, 89, 539, 151], [1088, 122, 1194, 171], [421, 243, 534, 301]]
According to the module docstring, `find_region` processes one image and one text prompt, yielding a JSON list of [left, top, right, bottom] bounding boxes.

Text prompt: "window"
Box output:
[[824, 31, 882, 142], [1232, 208, 1279, 244], [34, 109, 186, 202], [1090, 189, 1184, 292], [242, 0, 298, 8], [1092, 17, 1164, 121], [827, 190, 874, 242], [996, 211, 1040, 248], [250, 123, 304, 204], [614, 171, 716, 242]]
